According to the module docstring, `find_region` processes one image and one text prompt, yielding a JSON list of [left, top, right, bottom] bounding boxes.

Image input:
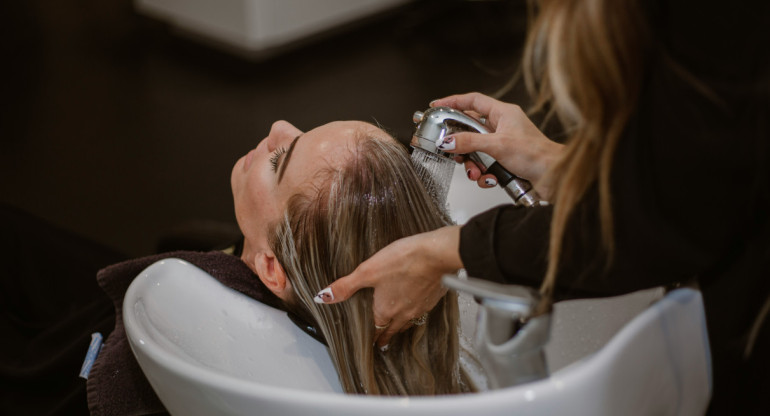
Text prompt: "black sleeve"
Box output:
[[459, 0, 770, 300]]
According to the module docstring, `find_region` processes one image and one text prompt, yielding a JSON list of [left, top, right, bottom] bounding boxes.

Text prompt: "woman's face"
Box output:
[[231, 120, 390, 267]]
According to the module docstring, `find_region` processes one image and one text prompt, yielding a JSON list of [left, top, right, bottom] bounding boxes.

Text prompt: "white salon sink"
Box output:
[[124, 164, 712, 415]]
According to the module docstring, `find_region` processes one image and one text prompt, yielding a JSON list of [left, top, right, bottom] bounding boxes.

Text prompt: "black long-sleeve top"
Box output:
[[459, 1, 769, 414]]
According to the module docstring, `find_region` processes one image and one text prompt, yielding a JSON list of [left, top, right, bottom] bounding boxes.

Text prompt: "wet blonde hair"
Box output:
[[522, 0, 649, 302], [268, 135, 473, 395]]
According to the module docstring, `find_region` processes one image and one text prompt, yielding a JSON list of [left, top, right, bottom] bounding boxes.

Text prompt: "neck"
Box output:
[[239, 238, 259, 275]]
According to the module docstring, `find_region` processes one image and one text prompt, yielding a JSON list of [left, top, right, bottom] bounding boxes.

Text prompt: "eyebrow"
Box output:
[[277, 134, 302, 183]]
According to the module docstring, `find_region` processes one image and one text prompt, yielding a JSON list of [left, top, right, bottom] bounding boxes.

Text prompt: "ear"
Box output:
[[253, 250, 290, 299]]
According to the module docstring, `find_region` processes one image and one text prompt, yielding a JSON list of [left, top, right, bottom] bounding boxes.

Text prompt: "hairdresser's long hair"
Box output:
[[522, 0, 650, 300], [268, 136, 472, 395]]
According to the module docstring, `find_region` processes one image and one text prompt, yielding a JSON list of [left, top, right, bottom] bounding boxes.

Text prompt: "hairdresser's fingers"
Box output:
[[373, 319, 392, 340], [460, 159, 504, 189], [316, 267, 373, 305], [374, 283, 450, 346], [376, 292, 447, 348], [319, 227, 462, 348], [371, 280, 442, 348], [316, 233, 425, 306], [373, 327, 394, 350], [478, 173, 499, 189], [436, 131, 506, 160], [374, 315, 407, 347], [441, 131, 511, 179], [375, 298, 441, 347], [462, 110, 485, 123], [317, 231, 428, 306], [372, 299, 417, 346], [431, 92, 508, 131], [431, 92, 497, 114], [463, 160, 483, 182]]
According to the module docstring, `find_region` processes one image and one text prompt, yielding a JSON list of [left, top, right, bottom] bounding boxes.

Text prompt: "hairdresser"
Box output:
[[317, 0, 769, 413]]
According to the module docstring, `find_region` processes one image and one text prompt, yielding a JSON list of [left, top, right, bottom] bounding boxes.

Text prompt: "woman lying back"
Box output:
[[231, 120, 474, 394]]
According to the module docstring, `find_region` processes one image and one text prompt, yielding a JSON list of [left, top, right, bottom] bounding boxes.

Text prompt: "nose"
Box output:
[[266, 120, 302, 151]]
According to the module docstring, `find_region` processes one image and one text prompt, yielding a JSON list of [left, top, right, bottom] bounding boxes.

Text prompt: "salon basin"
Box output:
[[124, 164, 712, 415]]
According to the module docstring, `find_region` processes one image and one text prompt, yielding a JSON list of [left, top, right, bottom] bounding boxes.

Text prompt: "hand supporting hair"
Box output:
[[317, 225, 462, 347], [316, 92, 563, 347]]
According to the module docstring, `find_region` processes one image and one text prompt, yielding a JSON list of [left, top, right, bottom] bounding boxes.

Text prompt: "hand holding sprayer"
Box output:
[[411, 106, 547, 206]]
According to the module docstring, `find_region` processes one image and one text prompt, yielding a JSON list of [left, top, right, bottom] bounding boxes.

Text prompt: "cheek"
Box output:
[[231, 164, 252, 215], [238, 174, 266, 221], [235, 168, 283, 241]]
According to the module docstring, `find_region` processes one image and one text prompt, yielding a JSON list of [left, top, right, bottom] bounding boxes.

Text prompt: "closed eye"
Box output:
[[269, 147, 287, 173]]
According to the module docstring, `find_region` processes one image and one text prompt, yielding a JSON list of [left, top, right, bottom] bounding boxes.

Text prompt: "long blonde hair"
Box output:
[[523, 0, 649, 301], [268, 135, 472, 395]]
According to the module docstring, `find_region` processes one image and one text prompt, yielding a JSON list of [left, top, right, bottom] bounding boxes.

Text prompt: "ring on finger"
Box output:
[[409, 312, 429, 327]]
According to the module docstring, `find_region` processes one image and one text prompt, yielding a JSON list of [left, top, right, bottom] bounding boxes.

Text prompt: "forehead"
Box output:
[[306, 120, 388, 150], [279, 120, 390, 190], [300, 121, 390, 165]]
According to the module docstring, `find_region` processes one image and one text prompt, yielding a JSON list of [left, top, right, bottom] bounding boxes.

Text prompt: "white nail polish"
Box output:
[[485, 177, 498, 187], [436, 135, 456, 151], [314, 287, 334, 304], [379, 344, 390, 352]]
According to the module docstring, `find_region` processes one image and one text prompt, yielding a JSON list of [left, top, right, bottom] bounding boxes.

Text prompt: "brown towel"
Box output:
[[86, 250, 282, 416]]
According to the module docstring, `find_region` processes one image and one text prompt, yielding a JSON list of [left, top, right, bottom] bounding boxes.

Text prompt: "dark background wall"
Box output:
[[1, 0, 530, 257]]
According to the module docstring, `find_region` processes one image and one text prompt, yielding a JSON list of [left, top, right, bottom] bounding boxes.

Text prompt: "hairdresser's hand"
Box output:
[[431, 92, 563, 199], [314, 226, 463, 347]]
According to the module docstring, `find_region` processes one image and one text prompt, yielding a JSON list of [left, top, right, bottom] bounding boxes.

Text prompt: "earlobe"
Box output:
[[253, 250, 288, 296]]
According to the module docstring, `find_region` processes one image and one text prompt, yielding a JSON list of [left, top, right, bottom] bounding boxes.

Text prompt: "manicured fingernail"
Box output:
[[379, 344, 390, 352], [436, 135, 456, 151], [314, 287, 334, 304], [429, 99, 438, 107], [466, 169, 472, 179], [485, 177, 497, 187]]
